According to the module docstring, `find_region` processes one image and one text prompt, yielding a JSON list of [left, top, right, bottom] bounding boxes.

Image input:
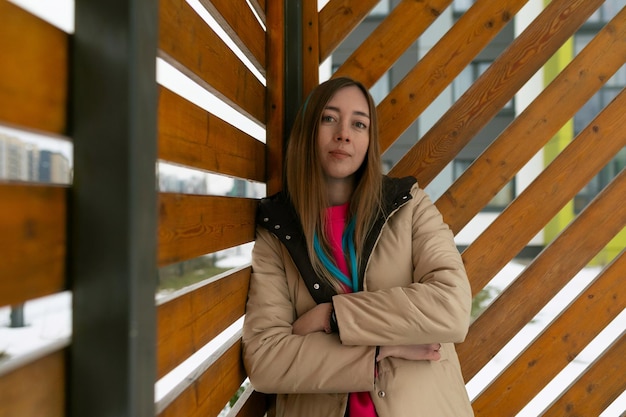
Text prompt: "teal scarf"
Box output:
[[313, 217, 359, 292]]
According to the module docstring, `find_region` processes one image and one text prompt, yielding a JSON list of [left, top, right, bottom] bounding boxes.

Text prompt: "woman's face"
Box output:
[[316, 85, 370, 183]]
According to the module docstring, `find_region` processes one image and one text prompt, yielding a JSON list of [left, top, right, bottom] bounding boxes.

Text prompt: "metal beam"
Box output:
[[70, 0, 158, 416], [284, 0, 304, 139]]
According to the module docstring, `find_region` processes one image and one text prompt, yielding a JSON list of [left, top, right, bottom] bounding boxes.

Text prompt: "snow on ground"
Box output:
[[1, 262, 624, 415]]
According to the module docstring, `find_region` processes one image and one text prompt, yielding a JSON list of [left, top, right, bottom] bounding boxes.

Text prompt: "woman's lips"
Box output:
[[329, 149, 350, 159]]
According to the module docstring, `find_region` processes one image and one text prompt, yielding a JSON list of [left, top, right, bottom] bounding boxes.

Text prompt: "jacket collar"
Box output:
[[256, 175, 417, 303]]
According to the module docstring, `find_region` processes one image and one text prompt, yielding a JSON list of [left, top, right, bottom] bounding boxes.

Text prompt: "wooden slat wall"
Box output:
[[2, 0, 624, 415], [0, 1, 68, 133], [154, 0, 277, 416], [0, 1, 70, 415], [159, 0, 265, 124], [0, 350, 66, 417], [311, 0, 625, 415], [388, 0, 605, 181], [0, 0, 277, 415], [157, 267, 250, 379]]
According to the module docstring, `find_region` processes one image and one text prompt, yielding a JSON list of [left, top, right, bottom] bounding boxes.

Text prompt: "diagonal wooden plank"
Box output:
[[231, 389, 269, 417], [249, 0, 265, 26], [471, 252, 626, 416], [461, 89, 626, 296], [542, 332, 626, 417], [389, 0, 604, 185], [0, 350, 66, 417], [333, 0, 453, 88], [159, 0, 265, 124], [0, 183, 68, 307], [436, 7, 626, 235], [156, 267, 250, 379], [198, 0, 266, 75], [0, 0, 68, 134], [459, 168, 626, 381], [158, 193, 257, 267], [379, 0, 530, 153], [158, 86, 266, 182], [157, 341, 247, 417], [318, 0, 379, 62]]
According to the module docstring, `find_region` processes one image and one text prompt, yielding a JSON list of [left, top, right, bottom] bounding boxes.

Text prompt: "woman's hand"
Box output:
[[292, 303, 333, 336], [377, 344, 442, 362]]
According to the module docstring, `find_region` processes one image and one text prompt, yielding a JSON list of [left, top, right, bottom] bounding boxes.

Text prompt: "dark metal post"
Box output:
[[284, 0, 304, 139], [70, 0, 158, 416]]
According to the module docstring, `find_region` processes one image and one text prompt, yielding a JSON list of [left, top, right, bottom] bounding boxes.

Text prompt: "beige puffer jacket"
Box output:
[[243, 177, 474, 417]]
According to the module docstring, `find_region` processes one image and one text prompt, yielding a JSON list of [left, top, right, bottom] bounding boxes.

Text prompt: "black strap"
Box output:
[[256, 176, 416, 303], [257, 194, 336, 304]]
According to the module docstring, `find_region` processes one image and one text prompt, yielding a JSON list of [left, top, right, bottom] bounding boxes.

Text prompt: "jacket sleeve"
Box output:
[[242, 227, 377, 394], [333, 185, 472, 347]]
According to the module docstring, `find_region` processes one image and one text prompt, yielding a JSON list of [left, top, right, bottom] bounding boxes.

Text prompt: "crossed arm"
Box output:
[[292, 302, 442, 362]]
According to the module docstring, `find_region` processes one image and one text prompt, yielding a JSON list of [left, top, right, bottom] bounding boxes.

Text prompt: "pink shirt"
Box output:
[[326, 204, 377, 417]]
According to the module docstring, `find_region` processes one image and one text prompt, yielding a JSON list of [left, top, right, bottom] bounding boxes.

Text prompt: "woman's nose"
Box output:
[[335, 123, 350, 142]]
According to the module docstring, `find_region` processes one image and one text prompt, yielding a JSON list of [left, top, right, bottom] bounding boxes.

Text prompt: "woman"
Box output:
[[242, 77, 474, 417]]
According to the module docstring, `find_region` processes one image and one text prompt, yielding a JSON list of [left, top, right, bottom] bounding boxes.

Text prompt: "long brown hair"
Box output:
[[284, 77, 383, 290]]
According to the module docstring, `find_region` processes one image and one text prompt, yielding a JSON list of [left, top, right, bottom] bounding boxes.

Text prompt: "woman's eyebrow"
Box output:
[[324, 105, 370, 118]]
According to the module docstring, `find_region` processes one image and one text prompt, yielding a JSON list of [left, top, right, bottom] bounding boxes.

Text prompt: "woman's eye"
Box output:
[[355, 121, 367, 129], [321, 115, 335, 123]]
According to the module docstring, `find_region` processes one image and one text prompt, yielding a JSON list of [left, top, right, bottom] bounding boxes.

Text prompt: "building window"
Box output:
[[453, 159, 515, 211]]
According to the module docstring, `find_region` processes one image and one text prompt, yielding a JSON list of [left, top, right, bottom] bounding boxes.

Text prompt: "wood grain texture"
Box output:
[[0, 0, 68, 134], [471, 252, 626, 416], [0, 350, 66, 417], [158, 341, 247, 417], [249, 0, 266, 26], [159, 0, 266, 124], [198, 0, 266, 75], [0, 184, 67, 307], [157, 267, 250, 379], [461, 89, 626, 296], [459, 168, 626, 381], [158, 86, 266, 182], [318, 0, 379, 61], [378, 0, 527, 154], [436, 6, 626, 235], [542, 332, 626, 417], [158, 193, 257, 266], [265, 0, 285, 195], [388, 0, 603, 184], [333, 0, 453, 88]]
